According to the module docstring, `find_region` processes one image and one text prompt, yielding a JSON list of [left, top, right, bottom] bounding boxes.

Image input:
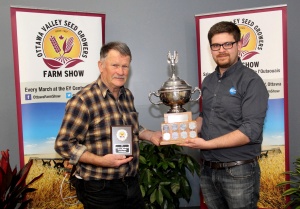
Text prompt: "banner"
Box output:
[[195, 5, 288, 209], [11, 7, 105, 208]]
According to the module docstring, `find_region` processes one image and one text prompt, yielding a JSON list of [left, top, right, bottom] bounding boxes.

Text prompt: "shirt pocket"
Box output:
[[220, 94, 242, 121], [88, 114, 113, 139]]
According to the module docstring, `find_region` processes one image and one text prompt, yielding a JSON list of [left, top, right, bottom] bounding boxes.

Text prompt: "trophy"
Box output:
[[149, 51, 201, 145]]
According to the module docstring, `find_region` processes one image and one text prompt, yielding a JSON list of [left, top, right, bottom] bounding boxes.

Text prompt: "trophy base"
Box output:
[[160, 112, 197, 146], [160, 139, 186, 145]]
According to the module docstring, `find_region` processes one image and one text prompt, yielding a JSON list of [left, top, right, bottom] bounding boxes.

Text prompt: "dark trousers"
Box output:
[[75, 176, 145, 209]]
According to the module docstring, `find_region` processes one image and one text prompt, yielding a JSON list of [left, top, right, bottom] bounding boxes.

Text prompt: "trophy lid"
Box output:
[[159, 51, 192, 92], [159, 75, 192, 92]]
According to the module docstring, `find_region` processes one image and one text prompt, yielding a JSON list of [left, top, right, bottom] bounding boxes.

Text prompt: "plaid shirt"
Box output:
[[55, 76, 144, 180]]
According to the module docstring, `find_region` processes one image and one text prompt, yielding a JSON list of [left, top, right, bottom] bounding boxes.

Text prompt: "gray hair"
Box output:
[[100, 41, 132, 61]]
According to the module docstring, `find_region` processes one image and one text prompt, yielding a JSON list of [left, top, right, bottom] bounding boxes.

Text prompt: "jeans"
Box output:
[[75, 176, 145, 209], [200, 161, 260, 209]]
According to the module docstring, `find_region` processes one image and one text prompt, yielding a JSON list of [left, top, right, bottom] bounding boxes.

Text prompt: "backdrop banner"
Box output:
[[11, 7, 105, 208], [195, 5, 288, 209]]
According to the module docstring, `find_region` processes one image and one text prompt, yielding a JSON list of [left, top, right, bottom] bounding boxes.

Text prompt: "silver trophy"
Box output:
[[149, 51, 201, 145], [149, 51, 201, 113]]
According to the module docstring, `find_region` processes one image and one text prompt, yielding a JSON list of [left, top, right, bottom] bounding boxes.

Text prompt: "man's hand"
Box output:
[[179, 130, 251, 150], [179, 137, 208, 149], [99, 154, 133, 168], [149, 131, 162, 146], [139, 130, 162, 146], [79, 151, 133, 168]]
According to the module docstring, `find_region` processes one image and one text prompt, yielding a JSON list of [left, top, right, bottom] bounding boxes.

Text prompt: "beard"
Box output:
[[215, 53, 233, 69]]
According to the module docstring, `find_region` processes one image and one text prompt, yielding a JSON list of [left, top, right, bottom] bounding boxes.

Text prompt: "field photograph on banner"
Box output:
[[11, 7, 105, 208], [195, 5, 288, 209]]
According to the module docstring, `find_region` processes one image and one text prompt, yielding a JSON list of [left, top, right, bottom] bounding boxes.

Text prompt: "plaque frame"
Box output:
[[111, 125, 133, 156]]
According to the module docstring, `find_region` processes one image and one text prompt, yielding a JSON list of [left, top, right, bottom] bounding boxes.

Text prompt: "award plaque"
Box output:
[[148, 51, 201, 145], [111, 125, 133, 156]]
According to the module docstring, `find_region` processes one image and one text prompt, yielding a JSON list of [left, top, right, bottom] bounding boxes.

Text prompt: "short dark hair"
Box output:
[[100, 41, 132, 61], [208, 21, 241, 44]]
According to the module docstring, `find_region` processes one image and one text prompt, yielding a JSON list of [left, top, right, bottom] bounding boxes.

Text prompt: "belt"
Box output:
[[84, 176, 137, 183], [200, 157, 259, 169], [114, 176, 137, 183]]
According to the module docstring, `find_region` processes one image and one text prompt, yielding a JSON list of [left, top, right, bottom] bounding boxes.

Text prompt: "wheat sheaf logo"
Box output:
[[42, 27, 83, 69], [238, 23, 264, 61]]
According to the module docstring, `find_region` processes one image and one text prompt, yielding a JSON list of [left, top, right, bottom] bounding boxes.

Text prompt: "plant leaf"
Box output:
[[283, 188, 300, 196], [156, 185, 163, 205], [171, 182, 180, 194], [150, 189, 157, 203], [139, 155, 146, 164], [160, 185, 172, 201], [140, 185, 145, 197], [65, 59, 84, 68], [43, 58, 63, 69]]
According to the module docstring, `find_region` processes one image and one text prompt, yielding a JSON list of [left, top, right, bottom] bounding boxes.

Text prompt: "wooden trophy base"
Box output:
[[160, 139, 186, 145], [160, 112, 197, 145]]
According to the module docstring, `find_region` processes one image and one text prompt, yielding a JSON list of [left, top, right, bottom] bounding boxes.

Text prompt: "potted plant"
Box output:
[[0, 149, 43, 209], [139, 141, 200, 209], [277, 156, 300, 209]]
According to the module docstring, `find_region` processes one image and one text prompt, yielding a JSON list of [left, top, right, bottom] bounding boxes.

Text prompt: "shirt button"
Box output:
[[214, 94, 216, 96], [218, 80, 221, 82]]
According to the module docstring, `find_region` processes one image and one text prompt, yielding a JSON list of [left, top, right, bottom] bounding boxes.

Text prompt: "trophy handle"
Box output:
[[189, 87, 201, 102], [148, 91, 163, 105]]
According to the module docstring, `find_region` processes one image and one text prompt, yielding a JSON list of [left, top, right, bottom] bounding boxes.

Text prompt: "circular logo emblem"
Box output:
[[181, 131, 188, 139], [35, 22, 88, 70], [172, 123, 178, 131], [163, 133, 171, 140], [180, 123, 187, 131], [237, 22, 264, 61], [172, 132, 179, 140], [189, 131, 197, 138], [116, 129, 128, 141], [229, 87, 237, 95], [162, 124, 169, 132], [189, 122, 196, 130]]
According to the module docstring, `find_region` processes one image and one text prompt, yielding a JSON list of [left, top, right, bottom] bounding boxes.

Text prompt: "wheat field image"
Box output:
[[257, 145, 286, 208], [25, 157, 83, 209], [25, 145, 286, 209]]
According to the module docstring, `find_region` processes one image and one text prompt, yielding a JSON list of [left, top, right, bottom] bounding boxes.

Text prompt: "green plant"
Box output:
[[0, 149, 43, 209], [277, 156, 300, 209], [139, 141, 200, 209]]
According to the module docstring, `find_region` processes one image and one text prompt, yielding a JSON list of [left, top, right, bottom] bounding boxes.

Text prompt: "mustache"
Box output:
[[217, 53, 229, 58]]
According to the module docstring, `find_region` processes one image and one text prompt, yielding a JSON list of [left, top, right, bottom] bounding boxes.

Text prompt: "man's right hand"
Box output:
[[99, 154, 133, 168], [79, 151, 133, 168]]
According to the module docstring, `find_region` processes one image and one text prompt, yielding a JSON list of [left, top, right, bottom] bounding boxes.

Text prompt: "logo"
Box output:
[[66, 92, 72, 98], [35, 20, 89, 77], [116, 129, 128, 141], [25, 94, 32, 100], [229, 87, 237, 95], [233, 18, 264, 61]]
